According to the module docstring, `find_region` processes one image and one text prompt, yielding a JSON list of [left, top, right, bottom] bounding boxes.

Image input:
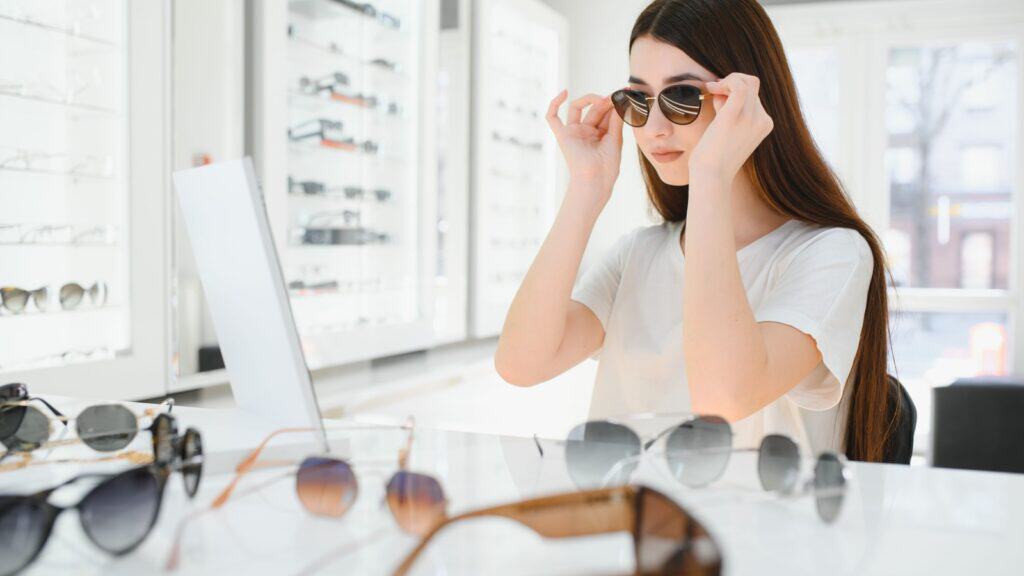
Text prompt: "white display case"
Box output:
[[469, 0, 567, 338], [0, 0, 170, 399], [250, 0, 439, 369]]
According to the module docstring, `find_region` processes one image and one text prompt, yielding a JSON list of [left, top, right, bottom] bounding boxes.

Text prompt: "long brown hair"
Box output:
[[631, 0, 897, 462]]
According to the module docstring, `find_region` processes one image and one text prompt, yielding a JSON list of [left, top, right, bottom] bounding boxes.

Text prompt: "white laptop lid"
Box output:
[[173, 158, 327, 451]]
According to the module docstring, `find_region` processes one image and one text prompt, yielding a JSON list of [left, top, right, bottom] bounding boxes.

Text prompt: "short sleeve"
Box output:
[[754, 228, 873, 410], [571, 230, 637, 359]]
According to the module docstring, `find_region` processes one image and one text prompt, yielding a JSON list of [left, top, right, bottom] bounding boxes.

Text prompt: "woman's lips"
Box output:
[[649, 150, 684, 163]]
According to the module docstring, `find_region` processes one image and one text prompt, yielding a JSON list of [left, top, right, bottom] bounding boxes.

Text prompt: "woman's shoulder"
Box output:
[[607, 221, 677, 252], [779, 220, 873, 267]]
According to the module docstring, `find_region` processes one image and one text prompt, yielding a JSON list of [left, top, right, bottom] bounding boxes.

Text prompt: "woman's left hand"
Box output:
[[687, 72, 774, 183]]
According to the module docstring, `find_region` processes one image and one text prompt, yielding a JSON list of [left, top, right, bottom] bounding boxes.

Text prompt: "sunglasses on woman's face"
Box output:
[[611, 84, 707, 127], [392, 484, 723, 576]]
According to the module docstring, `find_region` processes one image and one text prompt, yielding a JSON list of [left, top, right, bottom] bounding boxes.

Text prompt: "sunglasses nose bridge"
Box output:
[[634, 93, 675, 136]]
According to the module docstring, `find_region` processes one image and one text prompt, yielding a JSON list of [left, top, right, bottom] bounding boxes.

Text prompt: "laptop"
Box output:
[[173, 157, 328, 452]]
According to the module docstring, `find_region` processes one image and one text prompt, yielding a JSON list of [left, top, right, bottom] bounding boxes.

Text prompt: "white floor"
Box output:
[[170, 338, 598, 441]]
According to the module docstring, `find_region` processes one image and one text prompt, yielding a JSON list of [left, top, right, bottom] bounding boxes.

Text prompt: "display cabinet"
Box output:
[[0, 0, 170, 398], [469, 0, 567, 338], [250, 0, 439, 369]]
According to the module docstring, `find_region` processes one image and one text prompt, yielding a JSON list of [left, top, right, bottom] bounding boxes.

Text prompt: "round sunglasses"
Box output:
[[611, 84, 707, 127]]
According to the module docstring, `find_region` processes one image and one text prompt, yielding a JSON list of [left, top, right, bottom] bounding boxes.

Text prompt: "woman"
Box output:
[[495, 0, 897, 461]]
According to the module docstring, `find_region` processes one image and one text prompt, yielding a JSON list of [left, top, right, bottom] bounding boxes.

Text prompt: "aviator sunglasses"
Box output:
[[611, 84, 708, 127]]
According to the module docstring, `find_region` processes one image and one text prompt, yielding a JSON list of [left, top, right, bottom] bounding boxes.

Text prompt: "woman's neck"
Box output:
[[682, 170, 787, 253]]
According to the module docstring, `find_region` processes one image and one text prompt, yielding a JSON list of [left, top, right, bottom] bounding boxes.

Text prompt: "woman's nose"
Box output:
[[640, 99, 673, 138]]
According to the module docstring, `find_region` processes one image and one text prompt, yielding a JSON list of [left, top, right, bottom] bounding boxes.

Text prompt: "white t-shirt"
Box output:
[[571, 218, 873, 454]]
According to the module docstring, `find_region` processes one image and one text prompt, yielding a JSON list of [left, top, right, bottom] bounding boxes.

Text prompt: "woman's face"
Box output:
[[627, 36, 717, 186]]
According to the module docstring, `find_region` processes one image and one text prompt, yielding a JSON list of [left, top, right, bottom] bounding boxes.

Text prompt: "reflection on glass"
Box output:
[[885, 41, 1017, 289]]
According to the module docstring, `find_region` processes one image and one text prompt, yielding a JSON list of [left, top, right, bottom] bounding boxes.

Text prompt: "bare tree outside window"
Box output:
[[886, 43, 1014, 292]]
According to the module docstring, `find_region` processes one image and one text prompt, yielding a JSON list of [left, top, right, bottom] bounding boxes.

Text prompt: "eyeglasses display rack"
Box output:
[[0, 0, 170, 398], [469, 0, 567, 338], [251, 0, 439, 370]]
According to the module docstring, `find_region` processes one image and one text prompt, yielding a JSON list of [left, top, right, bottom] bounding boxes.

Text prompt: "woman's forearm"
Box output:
[[682, 171, 769, 420], [496, 181, 605, 379]]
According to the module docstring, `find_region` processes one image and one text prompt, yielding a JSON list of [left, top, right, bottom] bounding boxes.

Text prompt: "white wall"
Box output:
[[172, 0, 246, 375], [543, 0, 660, 270]]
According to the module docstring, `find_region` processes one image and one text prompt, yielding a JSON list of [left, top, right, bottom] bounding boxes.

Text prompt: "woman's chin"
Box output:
[[654, 168, 689, 187]]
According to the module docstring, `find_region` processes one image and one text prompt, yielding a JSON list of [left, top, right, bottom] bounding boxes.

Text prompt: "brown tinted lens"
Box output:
[[1, 288, 29, 313], [296, 457, 357, 517], [612, 89, 651, 127], [30, 288, 48, 311], [635, 488, 721, 576], [59, 283, 84, 310], [386, 471, 446, 536], [658, 85, 702, 126], [150, 414, 177, 465]]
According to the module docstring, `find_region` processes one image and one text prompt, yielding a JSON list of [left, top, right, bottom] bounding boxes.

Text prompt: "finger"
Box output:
[[714, 77, 748, 117], [604, 105, 624, 145], [582, 97, 613, 127], [596, 103, 613, 132], [546, 90, 568, 135], [568, 93, 604, 125]]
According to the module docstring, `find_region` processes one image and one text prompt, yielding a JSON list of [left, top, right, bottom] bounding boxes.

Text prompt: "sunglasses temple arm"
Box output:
[[602, 454, 645, 487], [397, 416, 415, 470], [210, 427, 317, 509], [165, 468, 296, 572], [30, 396, 67, 423], [533, 435, 568, 458]]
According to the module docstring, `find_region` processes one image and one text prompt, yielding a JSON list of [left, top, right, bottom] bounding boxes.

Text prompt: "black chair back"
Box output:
[[932, 377, 1024, 473], [845, 374, 916, 464]]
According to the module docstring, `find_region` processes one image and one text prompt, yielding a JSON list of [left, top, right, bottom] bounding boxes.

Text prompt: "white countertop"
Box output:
[[4, 397, 1022, 575]]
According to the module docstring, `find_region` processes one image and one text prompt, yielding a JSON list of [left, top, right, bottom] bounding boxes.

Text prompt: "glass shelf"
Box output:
[[0, 0, 130, 375]]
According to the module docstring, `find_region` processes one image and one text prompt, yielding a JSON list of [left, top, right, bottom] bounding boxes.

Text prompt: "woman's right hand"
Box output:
[[546, 91, 624, 206]]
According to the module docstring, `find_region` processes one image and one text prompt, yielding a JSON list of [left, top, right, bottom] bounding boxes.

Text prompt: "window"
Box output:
[[960, 231, 995, 289], [769, 2, 1022, 454], [960, 146, 1001, 192]]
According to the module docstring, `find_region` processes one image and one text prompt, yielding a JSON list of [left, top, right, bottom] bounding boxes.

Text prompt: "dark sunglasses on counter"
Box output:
[[0, 424, 203, 576], [392, 484, 722, 576], [611, 84, 708, 127], [538, 415, 848, 523]]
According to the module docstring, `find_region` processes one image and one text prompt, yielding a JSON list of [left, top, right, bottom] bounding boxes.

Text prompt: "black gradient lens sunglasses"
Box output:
[[611, 84, 707, 127]]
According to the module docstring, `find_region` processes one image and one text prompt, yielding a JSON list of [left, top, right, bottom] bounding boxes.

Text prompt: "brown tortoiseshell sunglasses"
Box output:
[[392, 484, 722, 576]]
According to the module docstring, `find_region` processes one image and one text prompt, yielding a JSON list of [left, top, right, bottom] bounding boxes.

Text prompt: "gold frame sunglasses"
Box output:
[[611, 84, 708, 127]]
